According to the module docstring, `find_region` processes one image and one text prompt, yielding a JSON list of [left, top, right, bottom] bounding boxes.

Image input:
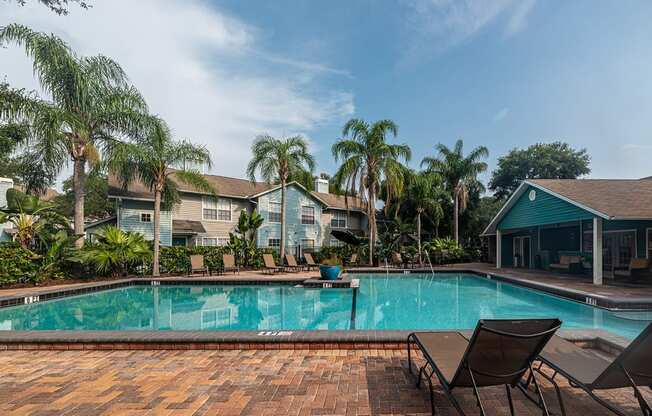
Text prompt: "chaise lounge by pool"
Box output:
[[1, 273, 650, 340]]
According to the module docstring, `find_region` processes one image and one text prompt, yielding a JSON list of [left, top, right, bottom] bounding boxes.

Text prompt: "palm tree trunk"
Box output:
[[72, 156, 86, 249], [280, 180, 286, 260], [454, 191, 459, 243], [417, 211, 422, 265], [368, 186, 376, 266], [153, 187, 161, 277]]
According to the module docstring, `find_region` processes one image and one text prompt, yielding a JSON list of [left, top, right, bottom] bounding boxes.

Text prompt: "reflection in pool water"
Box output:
[[0, 274, 649, 338]]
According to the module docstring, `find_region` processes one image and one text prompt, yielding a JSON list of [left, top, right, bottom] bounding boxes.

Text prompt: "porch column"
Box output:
[[593, 217, 603, 285], [496, 230, 502, 269]]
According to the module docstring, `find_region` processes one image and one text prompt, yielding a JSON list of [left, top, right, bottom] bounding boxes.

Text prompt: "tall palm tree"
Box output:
[[0, 23, 147, 247], [108, 117, 213, 276], [421, 139, 488, 243], [405, 171, 445, 264], [332, 118, 411, 265], [246, 135, 315, 259]]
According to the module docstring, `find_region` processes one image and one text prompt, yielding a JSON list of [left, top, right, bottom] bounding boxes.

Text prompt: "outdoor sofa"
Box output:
[[614, 258, 651, 281], [549, 255, 582, 274]]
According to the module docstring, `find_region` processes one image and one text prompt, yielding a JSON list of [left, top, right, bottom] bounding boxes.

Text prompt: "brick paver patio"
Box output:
[[0, 349, 648, 415]]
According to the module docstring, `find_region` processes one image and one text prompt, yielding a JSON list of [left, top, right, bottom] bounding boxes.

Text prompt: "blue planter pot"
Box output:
[[319, 265, 341, 280]]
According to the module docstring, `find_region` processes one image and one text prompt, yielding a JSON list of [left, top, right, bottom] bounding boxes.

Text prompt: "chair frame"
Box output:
[[407, 320, 561, 416]]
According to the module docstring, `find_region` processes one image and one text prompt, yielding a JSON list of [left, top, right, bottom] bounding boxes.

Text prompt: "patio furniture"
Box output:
[[407, 318, 562, 416], [346, 253, 359, 266], [549, 255, 582, 273], [222, 254, 239, 274], [531, 323, 652, 416], [391, 252, 404, 268], [262, 254, 285, 274], [189, 255, 208, 276], [284, 254, 303, 272], [614, 258, 651, 281], [303, 253, 319, 270]]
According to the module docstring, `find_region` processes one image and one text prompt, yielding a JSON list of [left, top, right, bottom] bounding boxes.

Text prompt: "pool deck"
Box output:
[[2, 348, 649, 415]]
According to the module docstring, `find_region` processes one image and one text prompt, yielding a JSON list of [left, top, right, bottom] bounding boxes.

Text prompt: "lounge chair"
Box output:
[[407, 318, 562, 415], [549, 255, 582, 273], [391, 252, 407, 268], [284, 254, 303, 272], [614, 258, 651, 281], [303, 253, 319, 270], [222, 254, 239, 274], [531, 323, 652, 416], [189, 254, 208, 276], [346, 253, 358, 266], [262, 254, 285, 274]]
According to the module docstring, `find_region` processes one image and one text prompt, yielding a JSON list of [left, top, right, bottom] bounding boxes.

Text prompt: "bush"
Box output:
[[159, 246, 279, 274], [0, 244, 40, 285]]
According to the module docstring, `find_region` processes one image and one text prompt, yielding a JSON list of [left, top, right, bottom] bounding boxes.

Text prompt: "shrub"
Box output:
[[81, 226, 152, 277], [159, 246, 279, 274], [0, 244, 40, 285]]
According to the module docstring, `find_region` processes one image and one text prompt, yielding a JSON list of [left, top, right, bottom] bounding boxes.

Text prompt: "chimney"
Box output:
[[314, 178, 329, 194]]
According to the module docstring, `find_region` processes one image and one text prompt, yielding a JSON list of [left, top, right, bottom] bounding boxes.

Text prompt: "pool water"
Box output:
[[0, 274, 650, 338]]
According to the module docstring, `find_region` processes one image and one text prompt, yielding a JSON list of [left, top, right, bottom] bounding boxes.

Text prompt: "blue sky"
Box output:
[[3, 0, 652, 187]]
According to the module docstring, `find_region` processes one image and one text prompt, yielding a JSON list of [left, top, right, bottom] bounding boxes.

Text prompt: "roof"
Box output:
[[172, 220, 206, 234], [482, 178, 652, 235], [108, 172, 366, 213], [84, 216, 117, 231]]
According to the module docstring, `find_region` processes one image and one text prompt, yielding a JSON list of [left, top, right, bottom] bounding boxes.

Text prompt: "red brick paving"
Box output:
[[0, 349, 649, 415]]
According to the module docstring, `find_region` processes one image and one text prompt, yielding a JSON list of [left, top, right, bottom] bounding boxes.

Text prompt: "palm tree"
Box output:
[[108, 117, 213, 276], [421, 139, 488, 243], [246, 135, 315, 259], [82, 226, 152, 277], [405, 172, 445, 264], [332, 118, 411, 265], [0, 24, 147, 247]]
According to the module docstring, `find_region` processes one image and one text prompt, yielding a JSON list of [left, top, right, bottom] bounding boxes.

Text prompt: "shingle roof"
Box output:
[[529, 178, 652, 219], [108, 172, 366, 212], [172, 220, 206, 234]]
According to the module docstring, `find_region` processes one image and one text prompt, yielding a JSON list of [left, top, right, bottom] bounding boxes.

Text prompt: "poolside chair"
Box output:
[[549, 255, 582, 274], [189, 255, 208, 276], [530, 323, 652, 416], [391, 252, 404, 268], [284, 254, 303, 272], [262, 254, 285, 274], [407, 318, 562, 416], [614, 258, 651, 282], [222, 254, 239, 274], [346, 253, 358, 266], [303, 252, 319, 271]]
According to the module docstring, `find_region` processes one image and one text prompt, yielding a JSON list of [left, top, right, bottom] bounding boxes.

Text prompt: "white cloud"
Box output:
[[0, 0, 354, 182], [493, 107, 510, 122], [402, 0, 536, 51]]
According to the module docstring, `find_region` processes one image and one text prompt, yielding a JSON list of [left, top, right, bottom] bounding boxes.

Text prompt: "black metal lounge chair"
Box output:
[[222, 254, 239, 274], [262, 254, 285, 274], [303, 253, 319, 271], [531, 323, 652, 416], [407, 318, 562, 415], [284, 254, 304, 272]]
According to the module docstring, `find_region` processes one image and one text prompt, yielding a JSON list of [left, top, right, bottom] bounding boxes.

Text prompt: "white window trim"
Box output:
[[202, 236, 229, 246], [268, 201, 282, 224], [301, 238, 315, 249], [268, 238, 281, 248], [140, 212, 152, 223], [202, 196, 232, 222], [301, 205, 315, 225], [331, 211, 347, 229]]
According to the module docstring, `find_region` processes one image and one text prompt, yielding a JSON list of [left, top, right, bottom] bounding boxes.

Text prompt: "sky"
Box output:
[[2, 0, 652, 190]]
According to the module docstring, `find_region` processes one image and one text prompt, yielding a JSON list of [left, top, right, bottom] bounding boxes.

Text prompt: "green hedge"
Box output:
[[159, 246, 279, 275], [0, 245, 40, 285]]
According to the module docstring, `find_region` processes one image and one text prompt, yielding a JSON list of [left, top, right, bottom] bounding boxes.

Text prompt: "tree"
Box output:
[[82, 226, 151, 277], [332, 119, 411, 265], [489, 142, 591, 199], [0, 24, 148, 247], [108, 117, 213, 276], [404, 172, 445, 264], [12, 0, 90, 15], [247, 135, 315, 260], [54, 170, 115, 220], [421, 139, 488, 243]]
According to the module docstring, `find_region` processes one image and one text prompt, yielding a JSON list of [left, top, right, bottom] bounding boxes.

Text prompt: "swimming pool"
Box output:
[[0, 273, 650, 338]]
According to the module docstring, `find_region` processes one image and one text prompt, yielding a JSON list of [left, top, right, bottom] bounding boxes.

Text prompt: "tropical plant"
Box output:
[[108, 116, 213, 276], [246, 135, 315, 259], [0, 189, 70, 250], [421, 139, 488, 243], [229, 210, 263, 267], [82, 226, 151, 277], [332, 118, 411, 265], [404, 172, 446, 264], [38, 230, 81, 278], [0, 24, 148, 247]]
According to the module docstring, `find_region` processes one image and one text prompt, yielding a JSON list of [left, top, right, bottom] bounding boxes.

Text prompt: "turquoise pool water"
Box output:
[[0, 274, 650, 338]]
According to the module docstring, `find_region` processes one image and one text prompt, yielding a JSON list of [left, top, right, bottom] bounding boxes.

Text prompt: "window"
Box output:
[[331, 211, 347, 228], [301, 239, 315, 250], [140, 213, 152, 223], [647, 229, 652, 259], [202, 237, 229, 246], [269, 201, 281, 223], [203, 197, 231, 221], [268, 238, 281, 248], [301, 206, 315, 225], [330, 237, 343, 247]]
